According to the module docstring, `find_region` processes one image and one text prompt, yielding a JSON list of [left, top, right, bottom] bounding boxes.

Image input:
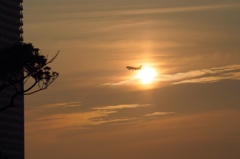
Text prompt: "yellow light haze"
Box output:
[[136, 66, 157, 84]]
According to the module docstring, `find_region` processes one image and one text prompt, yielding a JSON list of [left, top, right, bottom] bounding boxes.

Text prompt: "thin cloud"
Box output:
[[26, 110, 118, 131], [103, 64, 240, 86], [93, 104, 150, 110], [77, 3, 240, 17], [145, 112, 175, 117], [103, 79, 137, 86], [26, 103, 151, 131], [42, 102, 82, 108], [170, 64, 240, 84], [25, 101, 82, 118], [174, 76, 229, 85]]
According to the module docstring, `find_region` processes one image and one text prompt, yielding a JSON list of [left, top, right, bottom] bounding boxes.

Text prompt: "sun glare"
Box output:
[[136, 67, 157, 84]]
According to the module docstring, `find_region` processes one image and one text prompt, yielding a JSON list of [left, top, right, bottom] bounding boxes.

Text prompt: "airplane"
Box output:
[[126, 65, 142, 71]]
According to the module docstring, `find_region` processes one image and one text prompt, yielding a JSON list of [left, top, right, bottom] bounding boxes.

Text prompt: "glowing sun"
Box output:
[[136, 67, 157, 84]]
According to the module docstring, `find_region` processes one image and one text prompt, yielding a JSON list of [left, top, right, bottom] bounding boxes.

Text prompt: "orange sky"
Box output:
[[23, 0, 240, 159]]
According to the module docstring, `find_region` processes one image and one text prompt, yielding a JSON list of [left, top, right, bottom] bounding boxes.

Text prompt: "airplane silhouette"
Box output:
[[126, 65, 142, 71]]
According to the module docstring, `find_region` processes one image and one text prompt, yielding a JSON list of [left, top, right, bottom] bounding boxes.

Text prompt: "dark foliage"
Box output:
[[0, 43, 59, 111]]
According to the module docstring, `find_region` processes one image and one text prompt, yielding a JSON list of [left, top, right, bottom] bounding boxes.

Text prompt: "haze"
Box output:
[[24, 0, 240, 159]]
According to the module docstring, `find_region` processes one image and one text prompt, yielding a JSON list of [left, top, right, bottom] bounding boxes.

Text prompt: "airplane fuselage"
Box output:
[[126, 65, 142, 71]]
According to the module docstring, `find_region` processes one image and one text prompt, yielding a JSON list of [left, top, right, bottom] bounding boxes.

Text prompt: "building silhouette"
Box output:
[[0, 0, 23, 47], [0, 0, 24, 159]]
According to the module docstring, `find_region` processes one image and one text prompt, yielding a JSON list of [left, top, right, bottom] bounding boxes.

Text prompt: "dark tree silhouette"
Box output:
[[0, 43, 59, 111], [0, 151, 8, 159]]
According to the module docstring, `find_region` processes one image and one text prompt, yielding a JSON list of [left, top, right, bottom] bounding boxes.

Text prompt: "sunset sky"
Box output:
[[23, 0, 240, 159]]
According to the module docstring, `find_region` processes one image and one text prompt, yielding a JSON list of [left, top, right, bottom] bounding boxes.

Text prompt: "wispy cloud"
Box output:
[[41, 102, 82, 108], [77, 3, 240, 18], [103, 64, 240, 86], [26, 110, 117, 131], [169, 64, 240, 84], [25, 101, 82, 119], [103, 79, 137, 86], [93, 104, 150, 110], [145, 112, 175, 117], [26, 103, 154, 131]]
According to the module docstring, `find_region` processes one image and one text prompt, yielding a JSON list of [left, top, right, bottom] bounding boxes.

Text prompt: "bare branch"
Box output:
[[0, 43, 59, 111], [46, 51, 60, 65]]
